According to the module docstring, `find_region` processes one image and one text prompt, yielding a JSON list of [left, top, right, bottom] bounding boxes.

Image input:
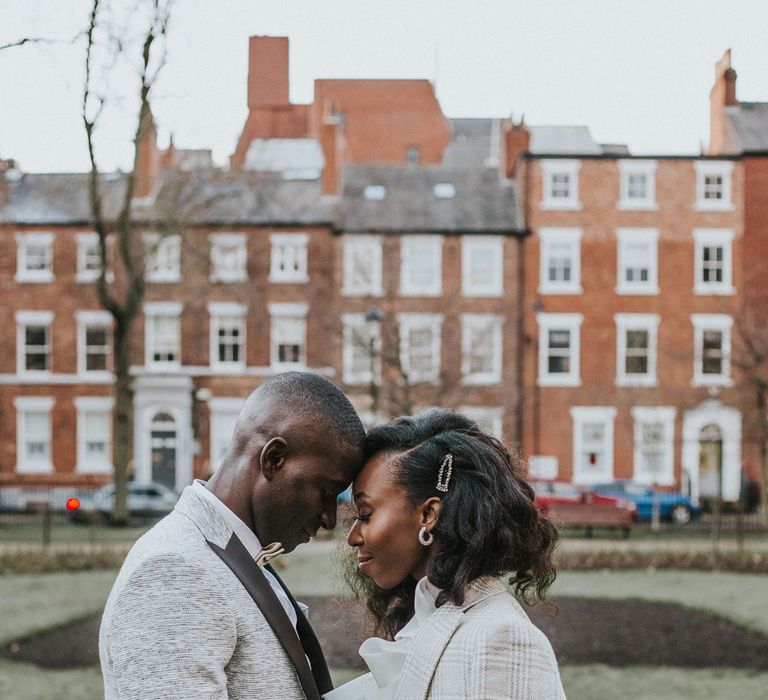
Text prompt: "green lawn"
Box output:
[[1, 662, 766, 700]]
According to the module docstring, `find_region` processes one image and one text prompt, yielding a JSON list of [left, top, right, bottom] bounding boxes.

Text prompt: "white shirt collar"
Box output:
[[193, 480, 264, 560]]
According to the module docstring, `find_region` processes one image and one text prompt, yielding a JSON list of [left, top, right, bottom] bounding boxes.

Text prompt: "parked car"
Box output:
[[69, 481, 178, 522], [591, 481, 700, 524], [531, 481, 637, 518]]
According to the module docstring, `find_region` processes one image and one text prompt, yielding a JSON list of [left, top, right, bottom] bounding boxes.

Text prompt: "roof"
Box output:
[[339, 165, 523, 233], [0, 171, 332, 226], [442, 119, 499, 168], [528, 126, 603, 155], [243, 138, 324, 178], [726, 102, 768, 152]]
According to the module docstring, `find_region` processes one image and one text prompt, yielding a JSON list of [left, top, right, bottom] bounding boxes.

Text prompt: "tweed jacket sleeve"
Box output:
[[105, 553, 237, 699]]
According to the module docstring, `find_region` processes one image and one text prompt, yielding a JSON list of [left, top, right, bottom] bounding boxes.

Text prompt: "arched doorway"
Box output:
[[150, 411, 177, 489], [698, 423, 723, 505]]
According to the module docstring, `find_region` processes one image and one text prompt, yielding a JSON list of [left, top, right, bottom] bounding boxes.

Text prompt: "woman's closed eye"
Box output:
[[354, 510, 372, 522]]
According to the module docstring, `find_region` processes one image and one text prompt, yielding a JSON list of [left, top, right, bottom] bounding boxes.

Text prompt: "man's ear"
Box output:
[[420, 497, 442, 530], [260, 437, 288, 480]]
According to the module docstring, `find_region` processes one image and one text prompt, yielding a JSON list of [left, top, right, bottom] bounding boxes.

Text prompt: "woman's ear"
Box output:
[[420, 497, 442, 530], [260, 437, 288, 479]]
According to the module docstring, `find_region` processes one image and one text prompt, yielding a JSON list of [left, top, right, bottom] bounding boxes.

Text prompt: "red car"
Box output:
[[531, 481, 638, 520]]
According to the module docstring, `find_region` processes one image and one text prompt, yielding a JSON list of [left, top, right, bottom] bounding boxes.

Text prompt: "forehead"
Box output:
[[354, 451, 401, 494], [304, 438, 364, 482]]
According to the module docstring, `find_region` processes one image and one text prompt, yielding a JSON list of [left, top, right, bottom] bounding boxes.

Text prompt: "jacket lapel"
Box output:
[[396, 577, 507, 700], [207, 535, 321, 700], [266, 564, 334, 695]]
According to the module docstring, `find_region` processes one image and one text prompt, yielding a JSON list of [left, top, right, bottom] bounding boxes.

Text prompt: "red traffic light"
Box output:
[[66, 498, 81, 511]]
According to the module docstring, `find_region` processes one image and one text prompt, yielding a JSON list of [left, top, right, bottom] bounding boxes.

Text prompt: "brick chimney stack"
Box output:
[[133, 109, 161, 200], [708, 49, 739, 154], [248, 36, 290, 107], [503, 118, 530, 178]]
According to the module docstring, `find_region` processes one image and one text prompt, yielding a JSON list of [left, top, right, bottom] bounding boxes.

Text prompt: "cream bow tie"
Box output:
[[255, 541, 284, 567]]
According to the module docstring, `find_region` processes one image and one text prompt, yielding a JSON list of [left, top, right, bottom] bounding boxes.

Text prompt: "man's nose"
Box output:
[[320, 500, 337, 531]]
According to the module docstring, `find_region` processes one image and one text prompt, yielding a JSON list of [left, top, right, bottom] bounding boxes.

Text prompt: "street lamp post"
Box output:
[[365, 306, 383, 420]]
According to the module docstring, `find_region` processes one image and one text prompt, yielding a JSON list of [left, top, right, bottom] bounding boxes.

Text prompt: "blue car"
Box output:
[[591, 481, 700, 525]]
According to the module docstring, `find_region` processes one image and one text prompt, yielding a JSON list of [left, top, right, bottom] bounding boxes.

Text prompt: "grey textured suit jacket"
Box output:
[[395, 577, 566, 700], [99, 486, 326, 700]]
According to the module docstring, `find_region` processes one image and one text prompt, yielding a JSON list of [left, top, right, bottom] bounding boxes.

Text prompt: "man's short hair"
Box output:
[[249, 371, 365, 447]]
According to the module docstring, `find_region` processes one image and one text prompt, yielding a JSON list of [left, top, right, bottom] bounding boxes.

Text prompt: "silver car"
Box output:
[[71, 482, 178, 522]]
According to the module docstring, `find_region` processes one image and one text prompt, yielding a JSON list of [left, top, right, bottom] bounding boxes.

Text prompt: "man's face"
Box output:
[[252, 436, 363, 553]]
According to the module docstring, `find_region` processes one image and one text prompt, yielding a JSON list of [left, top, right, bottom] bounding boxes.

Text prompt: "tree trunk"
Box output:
[[112, 317, 134, 526]]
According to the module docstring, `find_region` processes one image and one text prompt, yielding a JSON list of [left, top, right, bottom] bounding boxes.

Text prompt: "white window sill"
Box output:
[[462, 373, 502, 386], [693, 285, 736, 296], [17, 370, 52, 380], [76, 271, 114, 284], [540, 201, 583, 211], [77, 371, 114, 383], [537, 375, 581, 387], [399, 288, 442, 297], [616, 376, 658, 388], [538, 285, 583, 295], [210, 363, 247, 374], [692, 376, 733, 388], [342, 287, 384, 297], [270, 362, 307, 373], [268, 274, 309, 284], [146, 363, 181, 372], [14, 462, 54, 474], [615, 285, 660, 296], [15, 272, 54, 283], [461, 288, 504, 298], [617, 201, 659, 211], [75, 462, 113, 475], [693, 201, 735, 212], [146, 274, 181, 284]]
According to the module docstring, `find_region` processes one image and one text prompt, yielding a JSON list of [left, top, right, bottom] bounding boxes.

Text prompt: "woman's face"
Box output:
[[347, 451, 430, 589]]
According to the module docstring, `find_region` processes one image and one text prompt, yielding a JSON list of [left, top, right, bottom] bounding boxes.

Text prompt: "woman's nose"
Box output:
[[347, 519, 363, 547]]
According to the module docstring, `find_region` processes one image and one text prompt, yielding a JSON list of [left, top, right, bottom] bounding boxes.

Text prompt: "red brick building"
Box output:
[[0, 39, 765, 508]]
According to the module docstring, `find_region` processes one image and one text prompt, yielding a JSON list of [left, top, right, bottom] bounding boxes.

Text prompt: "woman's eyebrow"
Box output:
[[353, 491, 370, 501]]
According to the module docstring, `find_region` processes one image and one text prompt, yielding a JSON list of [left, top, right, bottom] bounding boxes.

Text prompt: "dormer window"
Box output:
[[364, 185, 386, 201], [433, 183, 456, 199]]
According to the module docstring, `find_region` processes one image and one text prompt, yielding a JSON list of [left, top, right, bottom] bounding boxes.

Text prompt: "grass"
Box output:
[[2, 663, 765, 700], [550, 569, 768, 636], [0, 520, 151, 546], [0, 570, 117, 644]]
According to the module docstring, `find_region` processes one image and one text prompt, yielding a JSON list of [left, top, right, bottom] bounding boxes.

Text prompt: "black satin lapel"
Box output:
[[206, 536, 320, 700], [266, 564, 334, 694]]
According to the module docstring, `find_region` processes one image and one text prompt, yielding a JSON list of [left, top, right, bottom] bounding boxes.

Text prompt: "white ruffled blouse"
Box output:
[[324, 576, 440, 700]]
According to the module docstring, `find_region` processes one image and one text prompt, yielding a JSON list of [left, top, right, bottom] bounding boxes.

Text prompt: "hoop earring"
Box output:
[[418, 526, 434, 546]]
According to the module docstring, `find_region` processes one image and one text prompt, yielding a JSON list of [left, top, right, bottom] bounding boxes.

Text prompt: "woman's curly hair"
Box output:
[[346, 409, 558, 640]]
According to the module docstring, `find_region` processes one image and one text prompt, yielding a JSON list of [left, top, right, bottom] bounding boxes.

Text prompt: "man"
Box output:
[[100, 372, 365, 699]]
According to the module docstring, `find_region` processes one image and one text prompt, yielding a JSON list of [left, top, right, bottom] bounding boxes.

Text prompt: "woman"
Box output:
[[327, 410, 566, 700]]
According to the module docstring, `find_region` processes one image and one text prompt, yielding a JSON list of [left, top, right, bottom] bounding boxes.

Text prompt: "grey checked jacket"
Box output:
[[99, 486, 323, 700], [394, 577, 567, 700]]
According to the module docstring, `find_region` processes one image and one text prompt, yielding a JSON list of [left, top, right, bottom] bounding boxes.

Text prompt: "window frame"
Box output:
[[15, 310, 53, 376], [209, 233, 247, 283], [461, 236, 504, 297], [14, 396, 55, 474], [571, 406, 616, 485], [76, 310, 112, 378], [460, 314, 503, 385], [342, 235, 384, 297], [540, 159, 582, 211], [538, 227, 583, 295], [693, 229, 735, 296], [537, 312, 583, 387], [208, 302, 247, 372], [342, 313, 382, 385], [143, 301, 182, 370], [144, 233, 181, 283], [694, 161, 735, 211], [615, 228, 660, 295], [617, 160, 658, 210], [400, 235, 443, 297], [631, 406, 676, 486], [74, 396, 114, 474], [691, 314, 733, 387], [15, 232, 54, 283], [398, 313, 443, 384], [268, 303, 308, 369], [209, 397, 244, 474], [614, 313, 660, 387], [269, 233, 309, 284]]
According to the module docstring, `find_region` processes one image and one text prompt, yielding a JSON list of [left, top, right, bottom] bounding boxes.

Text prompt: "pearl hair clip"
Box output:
[[436, 453, 453, 492]]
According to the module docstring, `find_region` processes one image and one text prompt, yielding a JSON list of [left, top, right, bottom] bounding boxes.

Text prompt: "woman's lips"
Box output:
[[358, 556, 373, 572]]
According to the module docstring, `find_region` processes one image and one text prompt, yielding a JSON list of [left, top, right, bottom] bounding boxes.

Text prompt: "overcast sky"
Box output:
[[1, 0, 766, 173]]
